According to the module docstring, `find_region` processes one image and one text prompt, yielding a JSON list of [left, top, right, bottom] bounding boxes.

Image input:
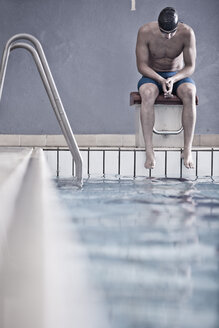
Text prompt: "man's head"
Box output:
[[158, 7, 178, 39]]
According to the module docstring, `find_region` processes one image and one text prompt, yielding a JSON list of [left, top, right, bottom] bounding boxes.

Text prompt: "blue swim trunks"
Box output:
[[137, 71, 195, 94]]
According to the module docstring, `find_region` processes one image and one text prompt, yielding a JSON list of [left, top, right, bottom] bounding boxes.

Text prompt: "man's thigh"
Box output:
[[138, 76, 162, 93]]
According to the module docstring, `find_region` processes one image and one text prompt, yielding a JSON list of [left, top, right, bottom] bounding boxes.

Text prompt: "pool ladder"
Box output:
[[0, 33, 83, 186]]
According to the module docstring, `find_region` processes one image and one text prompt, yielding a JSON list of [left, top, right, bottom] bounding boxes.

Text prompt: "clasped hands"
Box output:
[[161, 77, 175, 98]]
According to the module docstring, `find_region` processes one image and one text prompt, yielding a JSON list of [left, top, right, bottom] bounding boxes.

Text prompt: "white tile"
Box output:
[[197, 151, 212, 177], [153, 134, 184, 148], [135, 151, 149, 177], [151, 151, 165, 178], [89, 150, 103, 175], [122, 135, 135, 147], [182, 151, 197, 179], [120, 151, 134, 176], [76, 135, 97, 147], [80, 150, 88, 178], [200, 135, 219, 147], [46, 135, 66, 147], [105, 151, 119, 175], [20, 135, 46, 146], [44, 150, 57, 177], [167, 151, 181, 178], [59, 150, 73, 177], [0, 134, 20, 146], [96, 135, 122, 147], [213, 151, 219, 176]]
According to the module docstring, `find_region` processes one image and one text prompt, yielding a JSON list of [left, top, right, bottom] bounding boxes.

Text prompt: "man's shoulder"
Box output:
[[179, 23, 195, 37], [138, 21, 157, 34]]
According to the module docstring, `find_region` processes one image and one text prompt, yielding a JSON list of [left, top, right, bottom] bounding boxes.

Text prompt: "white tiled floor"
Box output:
[[135, 151, 148, 177], [213, 151, 219, 176], [120, 151, 134, 176], [197, 151, 212, 177], [89, 150, 103, 176], [44, 148, 219, 179], [152, 151, 165, 178], [44, 150, 57, 176], [105, 151, 119, 175], [166, 151, 181, 178], [59, 150, 72, 177]]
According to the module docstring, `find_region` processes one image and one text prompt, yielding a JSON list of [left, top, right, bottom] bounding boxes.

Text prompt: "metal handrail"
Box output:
[[153, 126, 183, 135], [0, 33, 83, 186]]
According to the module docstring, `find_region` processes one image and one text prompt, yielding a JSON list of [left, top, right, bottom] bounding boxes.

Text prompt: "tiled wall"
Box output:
[[44, 148, 219, 179]]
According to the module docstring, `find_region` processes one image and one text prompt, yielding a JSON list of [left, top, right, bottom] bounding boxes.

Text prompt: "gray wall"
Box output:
[[0, 0, 218, 135]]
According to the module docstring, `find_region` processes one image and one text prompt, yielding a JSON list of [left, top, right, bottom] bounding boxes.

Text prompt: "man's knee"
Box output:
[[177, 84, 196, 103], [139, 84, 158, 104]]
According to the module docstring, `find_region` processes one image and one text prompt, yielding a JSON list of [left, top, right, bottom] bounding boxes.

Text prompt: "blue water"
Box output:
[[56, 177, 219, 328]]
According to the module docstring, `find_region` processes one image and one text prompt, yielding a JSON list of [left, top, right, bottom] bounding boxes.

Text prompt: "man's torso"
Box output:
[[143, 22, 189, 72]]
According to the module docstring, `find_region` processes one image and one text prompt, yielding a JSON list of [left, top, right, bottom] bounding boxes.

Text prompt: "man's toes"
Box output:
[[184, 160, 194, 169], [145, 160, 155, 169]]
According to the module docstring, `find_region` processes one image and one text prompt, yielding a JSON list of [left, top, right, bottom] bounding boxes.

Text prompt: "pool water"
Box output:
[[56, 177, 219, 328]]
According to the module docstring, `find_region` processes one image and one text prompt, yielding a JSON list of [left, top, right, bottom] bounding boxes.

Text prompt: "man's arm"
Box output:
[[170, 27, 196, 83], [136, 26, 165, 84]]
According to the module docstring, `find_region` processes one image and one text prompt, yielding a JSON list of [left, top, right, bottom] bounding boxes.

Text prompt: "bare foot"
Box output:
[[181, 148, 194, 169], [145, 150, 156, 169]]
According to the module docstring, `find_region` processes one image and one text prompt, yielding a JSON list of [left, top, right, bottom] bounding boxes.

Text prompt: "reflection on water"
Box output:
[[56, 177, 219, 328]]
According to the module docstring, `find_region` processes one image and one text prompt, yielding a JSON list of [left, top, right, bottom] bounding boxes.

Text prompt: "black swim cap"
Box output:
[[158, 7, 178, 32]]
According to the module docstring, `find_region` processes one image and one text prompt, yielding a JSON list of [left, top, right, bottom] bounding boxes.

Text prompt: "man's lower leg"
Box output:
[[182, 102, 196, 169], [140, 103, 156, 169]]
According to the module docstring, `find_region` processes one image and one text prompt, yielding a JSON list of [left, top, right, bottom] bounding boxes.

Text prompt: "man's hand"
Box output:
[[159, 76, 175, 98], [159, 78, 173, 98], [160, 78, 168, 95], [164, 77, 175, 98]]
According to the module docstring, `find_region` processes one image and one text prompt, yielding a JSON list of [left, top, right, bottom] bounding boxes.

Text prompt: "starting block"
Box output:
[[130, 92, 198, 148]]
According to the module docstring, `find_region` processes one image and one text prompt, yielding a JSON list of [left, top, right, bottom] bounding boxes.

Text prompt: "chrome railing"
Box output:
[[153, 126, 183, 135], [0, 33, 83, 186]]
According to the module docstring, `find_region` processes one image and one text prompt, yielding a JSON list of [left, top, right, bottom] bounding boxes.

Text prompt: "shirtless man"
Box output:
[[136, 7, 196, 169]]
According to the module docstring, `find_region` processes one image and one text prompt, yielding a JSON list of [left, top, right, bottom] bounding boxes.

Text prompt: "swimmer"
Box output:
[[136, 7, 196, 169]]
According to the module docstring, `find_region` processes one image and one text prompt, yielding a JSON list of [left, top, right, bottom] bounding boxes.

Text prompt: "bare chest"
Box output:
[[149, 39, 183, 59]]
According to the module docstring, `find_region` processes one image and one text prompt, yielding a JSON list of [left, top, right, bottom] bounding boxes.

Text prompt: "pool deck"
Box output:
[[0, 133, 219, 148], [0, 147, 110, 328]]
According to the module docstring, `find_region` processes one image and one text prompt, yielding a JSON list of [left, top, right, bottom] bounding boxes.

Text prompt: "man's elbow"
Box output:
[[137, 64, 143, 74], [137, 62, 147, 75], [185, 64, 195, 76], [190, 64, 196, 74]]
